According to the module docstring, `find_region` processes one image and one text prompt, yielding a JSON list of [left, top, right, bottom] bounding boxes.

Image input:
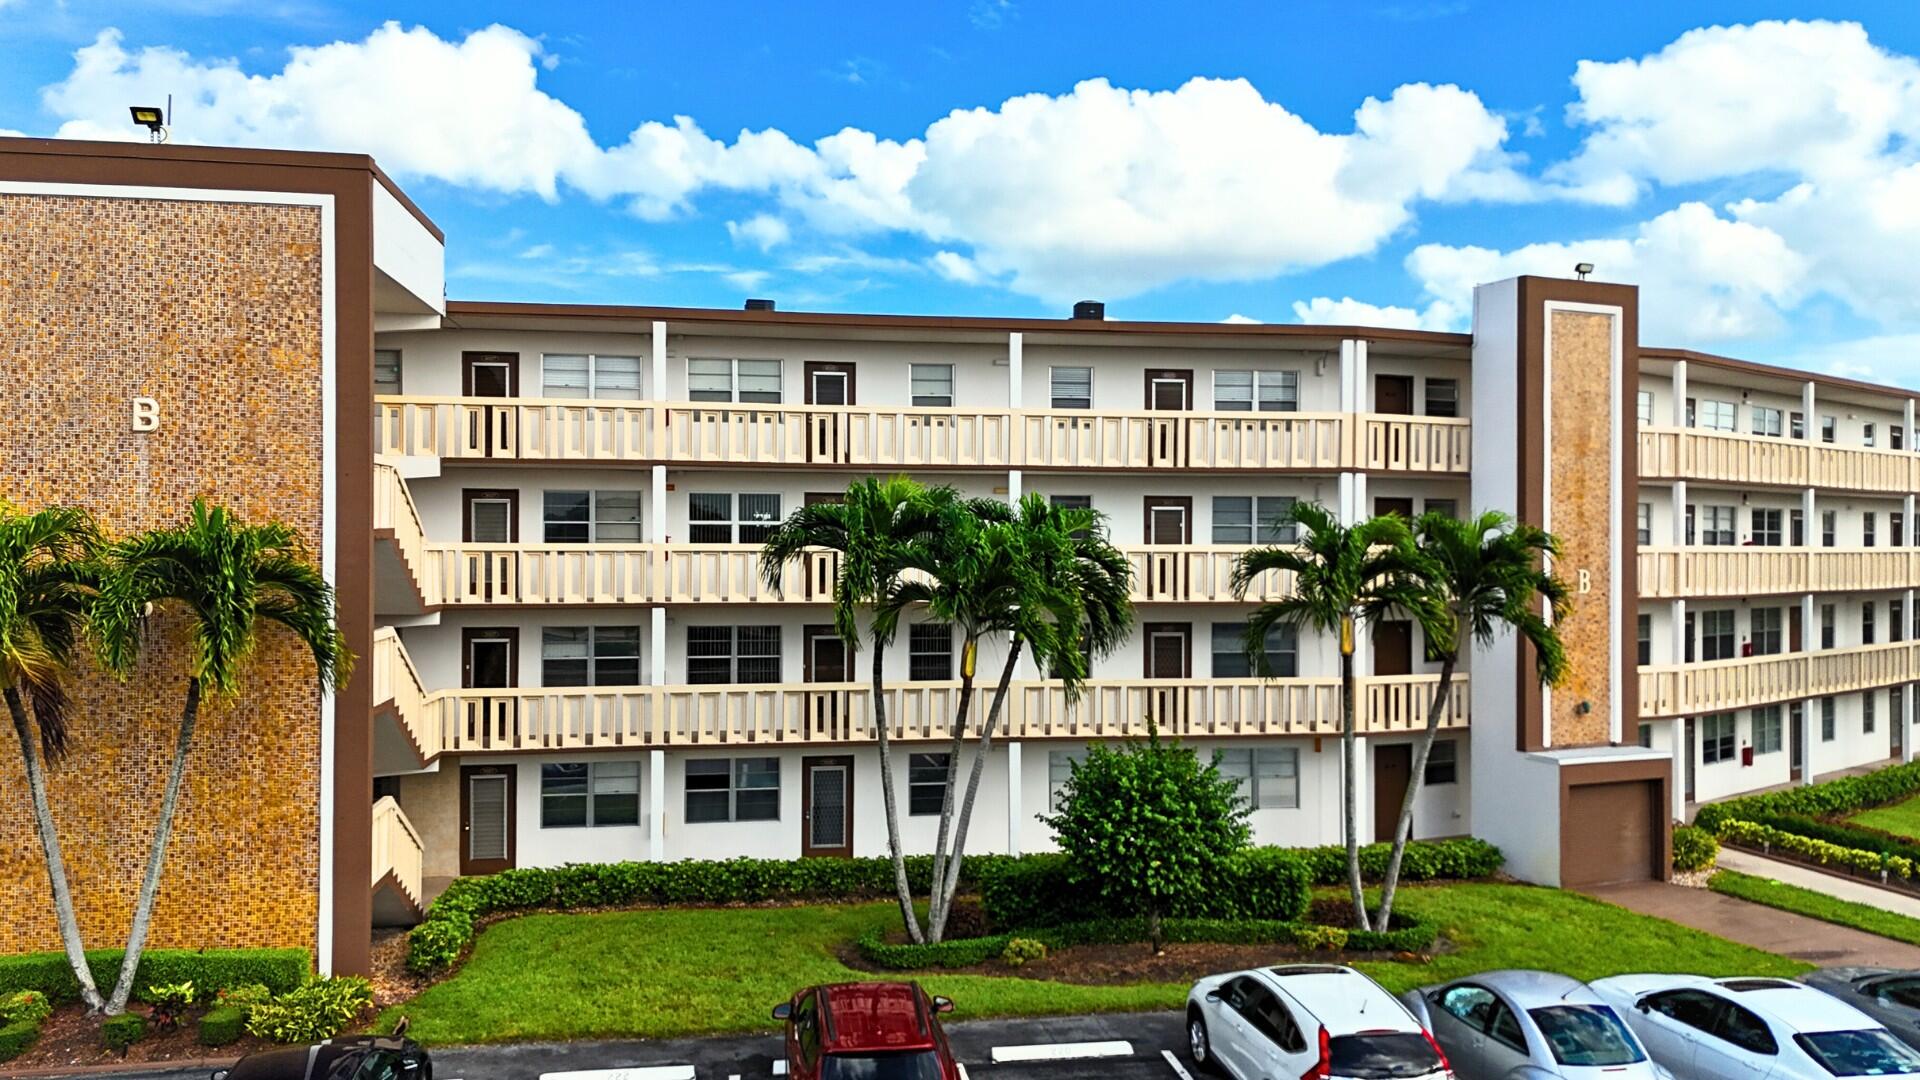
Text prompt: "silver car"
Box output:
[[1401, 970, 1672, 1080], [1804, 968, 1920, 1051]]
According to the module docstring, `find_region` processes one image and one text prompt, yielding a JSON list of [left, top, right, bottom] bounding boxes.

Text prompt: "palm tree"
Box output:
[[0, 503, 107, 1011], [1374, 510, 1570, 930], [758, 476, 952, 943], [1230, 502, 1434, 931], [91, 499, 352, 1014]]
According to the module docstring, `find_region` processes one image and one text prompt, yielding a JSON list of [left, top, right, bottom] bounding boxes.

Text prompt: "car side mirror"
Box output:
[[1635, 998, 1652, 1014], [212, 1071, 230, 1080], [932, 996, 955, 1014], [1204, 991, 1222, 1004], [773, 1003, 793, 1021]]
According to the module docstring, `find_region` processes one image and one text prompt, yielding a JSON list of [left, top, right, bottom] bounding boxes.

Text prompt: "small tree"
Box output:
[[1040, 731, 1251, 951]]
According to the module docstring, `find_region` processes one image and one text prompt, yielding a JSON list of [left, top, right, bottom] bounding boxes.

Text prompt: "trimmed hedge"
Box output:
[[0, 1018, 39, 1063], [856, 913, 1438, 970], [1747, 812, 1920, 863], [0, 949, 309, 1006], [102, 1013, 146, 1053], [1672, 825, 1719, 873], [978, 848, 1313, 929], [1719, 819, 1916, 880], [1696, 761, 1920, 831], [199, 1005, 249, 1048], [1296, 838, 1505, 885]]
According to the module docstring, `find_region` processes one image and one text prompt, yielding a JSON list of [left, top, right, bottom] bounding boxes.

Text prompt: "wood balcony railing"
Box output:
[[374, 396, 1471, 474], [372, 626, 439, 761], [1639, 640, 1920, 719], [370, 795, 424, 911], [1638, 547, 1920, 599], [1638, 426, 1920, 494], [406, 674, 1471, 757], [372, 462, 430, 573]]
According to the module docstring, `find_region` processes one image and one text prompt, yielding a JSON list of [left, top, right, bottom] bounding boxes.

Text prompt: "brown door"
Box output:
[[1373, 496, 1415, 521], [804, 362, 855, 464], [459, 764, 516, 875], [1375, 374, 1414, 415], [804, 625, 849, 737], [801, 755, 855, 858], [1563, 780, 1660, 888], [1790, 704, 1805, 781], [463, 352, 519, 397], [462, 490, 517, 601], [1143, 622, 1191, 731], [804, 361, 856, 406], [1373, 744, 1412, 844], [1373, 621, 1413, 676], [1144, 369, 1194, 411], [462, 628, 518, 748], [1145, 496, 1193, 544], [1789, 606, 1804, 652]]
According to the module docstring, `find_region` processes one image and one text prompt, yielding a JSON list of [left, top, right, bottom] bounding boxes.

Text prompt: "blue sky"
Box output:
[[4, 1, 1920, 381]]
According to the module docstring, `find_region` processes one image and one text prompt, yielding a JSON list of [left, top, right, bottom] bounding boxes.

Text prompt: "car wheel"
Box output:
[[1187, 1010, 1215, 1073]]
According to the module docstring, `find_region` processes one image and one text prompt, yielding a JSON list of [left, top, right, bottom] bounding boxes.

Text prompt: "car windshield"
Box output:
[[1327, 1033, 1445, 1079], [1793, 1030, 1920, 1076], [1528, 1005, 1645, 1066], [821, 1051, 944, 1080]]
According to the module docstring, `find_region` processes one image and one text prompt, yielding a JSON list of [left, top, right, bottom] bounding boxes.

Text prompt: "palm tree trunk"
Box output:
[[107, 676, 200, 1014], [931, 638, 1022, 941], [1375, 652, 1458, 932], [1340, 649, 1371, 931], [926, 636, 978, 941], [872, 643, 924, 943], [5, 687, 104, 1012]]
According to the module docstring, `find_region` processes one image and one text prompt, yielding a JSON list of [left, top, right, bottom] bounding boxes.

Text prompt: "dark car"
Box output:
[[1806, 968, 1920, 1050], [213, 1034, 430, 1080], [773, 982, 959, 1080]]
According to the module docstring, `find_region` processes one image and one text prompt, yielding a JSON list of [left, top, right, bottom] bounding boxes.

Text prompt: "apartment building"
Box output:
[[2, 138, 1915, 974]]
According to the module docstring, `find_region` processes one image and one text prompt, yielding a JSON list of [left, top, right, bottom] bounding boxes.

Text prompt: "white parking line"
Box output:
[[989, 1041, 1133, 1064], [957, 1065, 971, 1080], [541, 1068, 696, 1080], [773, 1062, 789, 1077], [1161, 1050, 1195, 1080]]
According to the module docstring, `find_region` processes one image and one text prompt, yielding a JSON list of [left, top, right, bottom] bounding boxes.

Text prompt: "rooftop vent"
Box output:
[[745, 298, 776, 312], [1072, 300, 1105, 321]]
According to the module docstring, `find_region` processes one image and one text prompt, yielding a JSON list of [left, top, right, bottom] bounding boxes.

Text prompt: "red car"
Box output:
[[773, 982, 960, 1080]]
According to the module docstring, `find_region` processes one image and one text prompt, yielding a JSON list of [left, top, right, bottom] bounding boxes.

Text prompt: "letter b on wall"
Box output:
[[131, 396, 160, 432]]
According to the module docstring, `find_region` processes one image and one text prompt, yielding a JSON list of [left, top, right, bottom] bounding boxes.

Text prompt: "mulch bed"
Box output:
[[1, 1005, 276, 1075], [840, 937, 1443, 983]]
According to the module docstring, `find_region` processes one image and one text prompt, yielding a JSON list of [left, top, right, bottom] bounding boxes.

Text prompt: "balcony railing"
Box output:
[[371, 795, 424, 911], [374, 396, 1471, 473], [1637, 547, 1920, 599], [372, 626, 440, 761], [1639, 640, 1920, 718], [408, 674, 1471, 756], [1639, 426, 1920, 494]]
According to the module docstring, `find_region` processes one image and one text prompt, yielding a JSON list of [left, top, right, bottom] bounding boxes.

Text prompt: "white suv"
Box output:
[[1188, 964, 1453, 1080]]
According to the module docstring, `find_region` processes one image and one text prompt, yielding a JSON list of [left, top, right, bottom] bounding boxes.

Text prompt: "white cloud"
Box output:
[[1221, 313, 1262, 324], [725, 269, 771, 291], [1727, 166, 1920, 326], [929, 250, 984, 285], [1290, 295, 1459, 331], [1781, 334, 1920, 391], [726, 214, 791, 251]]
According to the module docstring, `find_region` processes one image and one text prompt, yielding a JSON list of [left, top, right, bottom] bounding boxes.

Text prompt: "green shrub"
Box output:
[[856, 913, 1436, 970], [1672, 825, 1719, 872], [1696, 760, 1920, 831], [245, 977, 374, 1044], [1294, 925, 1348, 952], [198, 1005, 249, 1047], [0, 1018, 40, 1063], [0, 990, 51, 1027], [1296, 837, 1505, 885], [1719, 819, 1916, 879], [215, 983, 273, 1010], [0, 949, 307, 1006], [1000, 938, 1047, 967], [146, 981, 196, 1032], [102, 1013, 147, 1053]]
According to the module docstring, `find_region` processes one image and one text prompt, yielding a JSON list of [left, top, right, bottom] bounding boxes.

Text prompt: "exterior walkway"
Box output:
[[1584, 879, 1920, 967], [1719, 846, 1920, 919]]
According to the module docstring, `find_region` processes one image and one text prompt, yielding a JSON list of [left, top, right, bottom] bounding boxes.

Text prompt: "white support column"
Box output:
[[1353, 339, 1371, 412], [651, 320, 668, 400], [650, 465, 668, 543], [1006, 741, 1023, 856], [1007, 332, 1023, 409], [1007, 468, 1023, 504], [1804, 381, 1818, 442], [1670, 360, 1688, 426], [1350, 736, 1372, 850], [650, 462, 670, 690], [1906, 399, 1916, 453], [1671, 481, 1688, 544], [648, 749, 666, 861], [1907, 494, 1917, 547], [1804, 488, 1818, 546], [650, 607, 667, 687], [1338, 340, 1359, 413], [1800, 705, 1817, 786], [1670, 600, 1687, 664], [1802, 593, 1817, 652], [1671, 728, 1688, 820]]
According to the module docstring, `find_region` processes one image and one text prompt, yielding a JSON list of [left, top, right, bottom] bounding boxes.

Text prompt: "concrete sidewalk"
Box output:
[[1586, 879, 1920, 966], [1718, 846, 1920, 919]]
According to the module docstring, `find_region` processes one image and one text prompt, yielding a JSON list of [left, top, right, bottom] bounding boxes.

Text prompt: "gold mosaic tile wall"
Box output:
[[1548, 309, 1618, 747], [0, 193, 326, 955]]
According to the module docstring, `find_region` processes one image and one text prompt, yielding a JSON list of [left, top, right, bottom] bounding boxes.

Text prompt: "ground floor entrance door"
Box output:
[[1790, 702, 1805, 781], [1373, 744, 1412, 844], [460, 764, 516, 875], [801, 755, 854, 858]]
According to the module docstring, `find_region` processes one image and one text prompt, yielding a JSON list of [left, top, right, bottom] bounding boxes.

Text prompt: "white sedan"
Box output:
[[1590, 974, 1920, 1079]]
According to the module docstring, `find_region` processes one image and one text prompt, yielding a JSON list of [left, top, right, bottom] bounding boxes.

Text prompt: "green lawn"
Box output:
[[1849, 794, 1920, 839], [1711, 870, 1920, 946], [381, 883, 1806, 1046]]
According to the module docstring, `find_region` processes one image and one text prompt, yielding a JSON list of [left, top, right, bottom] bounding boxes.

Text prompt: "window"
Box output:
[[1822, 604, 1837, 649], [1898, 425, 1909, 451], [1699, 505, 1735, 546], [1638, 722, 1654, 748], [1424, 739, 1458, 785], [1865, 692, 1877, 734], [1751, 608, 1782, 656], [1048, 749, 1087, 808], [1750, 509, 1782, 547], [1896, 600, 1907, 644], [1211, 622, 1298, 677], [1636, 503, 1652, 545], [1822, 697, 1838, 741], [1822, 510, 1838, 548], [686, 626, 781, 684], [688, 492, 782, 543], [1751, 406, 1783, 437], [1896, 512, 1907, 547], [1701, 713, 1736, 764], [1752, 706, 1783, 755], [1212, 496, 1298, 544], [1637, 614, 1652, 666], [1794, 1031, 1920, 1077], [1424, 378, 1459, 418], [1050, 366, 1092, 409], [374, 348, 402, 394], [541, 761, 640, 828], [1212, 369, 1301, 412], [1636, 390, 1653, 426], [909, 364, 954, 407], [1864, 601, 1877, 646], [685, 757, 780, 822], [907, 753, 948, 816], [1700, 610, 1736, 661], [1214, 747, 1300, 809], [543, 490, 643, 543], [1049, 494, 1096, 539], [1822, 415, 1837, 443], [1426, 499, 1457, 519], [1865, 422, 1878, 448], [1698, 399, 1736, 431], [1791, 509, 1806, 546], [544, 354, 643, 399], [688, 357, 782, 403], [542, 626, 642, 686], [1866, 512, 1878, 548], [1791, 411, 1806, 439], [909, 624, 953, 681]]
